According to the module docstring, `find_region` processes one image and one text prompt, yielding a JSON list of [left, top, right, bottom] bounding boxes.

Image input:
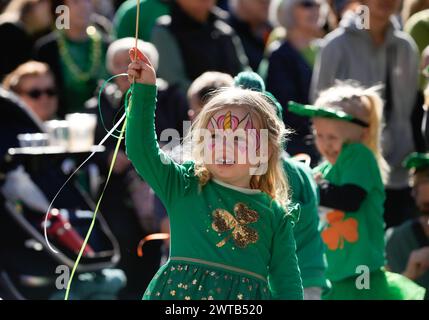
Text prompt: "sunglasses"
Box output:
[[23, 88, 57, 99], [299, 1, 320, 8]]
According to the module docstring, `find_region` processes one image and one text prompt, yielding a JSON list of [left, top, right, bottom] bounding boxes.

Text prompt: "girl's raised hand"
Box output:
[[127, 47, 156, 85]]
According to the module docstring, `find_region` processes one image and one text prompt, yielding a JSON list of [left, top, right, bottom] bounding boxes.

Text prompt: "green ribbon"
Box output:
[[64, 0, 142, 299], [64, 87, 133, 300]]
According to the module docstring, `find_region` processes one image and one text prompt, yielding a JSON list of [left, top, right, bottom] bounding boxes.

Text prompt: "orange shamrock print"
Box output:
[[321, 210, 358, 250]]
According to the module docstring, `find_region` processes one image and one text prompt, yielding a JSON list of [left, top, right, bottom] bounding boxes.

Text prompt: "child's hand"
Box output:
[[127, 47, 156, 85]]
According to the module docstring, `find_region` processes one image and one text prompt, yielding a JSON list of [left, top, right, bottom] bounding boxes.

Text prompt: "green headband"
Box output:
[[287, 101, 370, 128], [403, 152, 429, 171]]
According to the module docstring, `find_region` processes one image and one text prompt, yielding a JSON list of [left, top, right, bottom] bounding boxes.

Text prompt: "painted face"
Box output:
[[206, 108, 260, 162], [203, 107, 263, 187], [313, 118, 365, 164]]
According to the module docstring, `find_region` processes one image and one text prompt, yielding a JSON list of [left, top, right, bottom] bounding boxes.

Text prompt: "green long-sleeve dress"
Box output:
[[125, 83, 304, 300]]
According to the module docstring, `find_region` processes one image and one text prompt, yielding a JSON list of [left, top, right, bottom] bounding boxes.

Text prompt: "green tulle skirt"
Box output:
[[323, 269, 426, 300], [143, 259, 271, 300]]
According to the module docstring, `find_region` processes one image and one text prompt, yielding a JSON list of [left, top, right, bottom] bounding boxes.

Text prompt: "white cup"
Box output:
[[17, 133, 49, 148], [44, 120, 70, 148], [65, 113, 97, 152]]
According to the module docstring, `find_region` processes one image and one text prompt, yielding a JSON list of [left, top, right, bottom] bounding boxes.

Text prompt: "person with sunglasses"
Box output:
[[2, 60, 58, 122], [0, 60, 128, 300]]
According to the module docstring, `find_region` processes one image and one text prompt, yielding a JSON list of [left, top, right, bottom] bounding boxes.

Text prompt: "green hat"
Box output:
[[233, 71, 283, 120], [234, 71, 266, 92], [288, 101, 369, 128], [403, 152, 429, 171]]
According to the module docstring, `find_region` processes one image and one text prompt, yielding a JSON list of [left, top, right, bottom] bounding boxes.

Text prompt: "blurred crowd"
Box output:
[[0, 0, 428, 300]]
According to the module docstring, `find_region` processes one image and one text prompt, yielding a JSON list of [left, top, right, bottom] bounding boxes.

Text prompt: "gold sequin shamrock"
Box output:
[[212, 203, 259, 248]]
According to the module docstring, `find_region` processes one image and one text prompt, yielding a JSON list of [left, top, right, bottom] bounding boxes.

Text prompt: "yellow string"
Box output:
[[64, 118, 127, 300], [131, 0, 141, 91], [64, 0, 141, 300]]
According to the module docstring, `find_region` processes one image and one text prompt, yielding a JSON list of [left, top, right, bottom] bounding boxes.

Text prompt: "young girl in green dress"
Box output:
[[125, 48, 303, 300], [289, 83, 426, 299]]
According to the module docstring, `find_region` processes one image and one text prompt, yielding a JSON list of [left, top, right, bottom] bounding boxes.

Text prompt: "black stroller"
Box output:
[[0, 88, 122, 300]]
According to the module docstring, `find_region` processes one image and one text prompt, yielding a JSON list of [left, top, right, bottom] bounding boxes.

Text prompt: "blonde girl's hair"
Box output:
[[186, 87, 290, 208], [314, 82, 390, 183]]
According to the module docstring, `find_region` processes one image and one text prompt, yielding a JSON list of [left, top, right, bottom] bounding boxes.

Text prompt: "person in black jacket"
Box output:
[[150, 0, 249, 93], [228, 0, 272, 71]]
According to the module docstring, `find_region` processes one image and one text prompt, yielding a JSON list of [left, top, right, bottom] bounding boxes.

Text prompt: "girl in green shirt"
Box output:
[[289, 83, 426, 300], [125, 48, 303, 300]]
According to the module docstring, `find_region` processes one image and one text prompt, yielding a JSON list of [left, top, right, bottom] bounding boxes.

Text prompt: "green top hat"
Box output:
[[287, 101, 369, 128], [403, 152, 429, 171]]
